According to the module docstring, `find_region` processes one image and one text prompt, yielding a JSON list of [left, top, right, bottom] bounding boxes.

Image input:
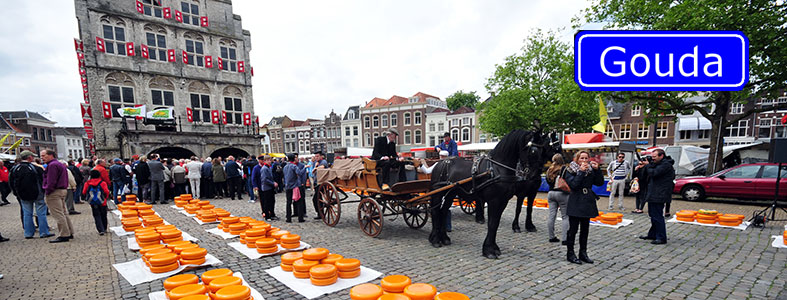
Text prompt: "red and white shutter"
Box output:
[[135, 1, 144, 13], [95, 37, 105, 52], [167, 49, 176, 62], [126, 42, 135, 56], [237, 61, 245, 73], [211, 110, 220, 124], [217, 57, 223, 70], [182, 50, 188, 64], [205, 56, 213, 68], [200, 16, 209, 27], [102, 102, 113, 119], [175, 10, 183, 23], [74, 38, 80, 51], [250, 67, 254, 76], [163, 7, 171, 19], [221, 111, 228, 124], [243, 112, 251, 125], [141, 44, 149, 59], [186, 107, 193, 122]]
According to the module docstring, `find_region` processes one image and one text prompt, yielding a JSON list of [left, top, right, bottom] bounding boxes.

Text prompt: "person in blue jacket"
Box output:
[[283, 154, 305, 223], [253, 155, 278, 221], [434, 132, 458, 157]]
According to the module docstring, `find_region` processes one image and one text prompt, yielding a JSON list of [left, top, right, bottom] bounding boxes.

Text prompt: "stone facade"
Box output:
[[74, 0, 259, 159], [360, 92, 446, 151]]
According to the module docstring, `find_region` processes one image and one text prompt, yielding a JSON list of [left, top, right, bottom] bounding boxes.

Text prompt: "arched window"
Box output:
[[390, 113, 397, 126], [414, 112, 422, 125], [99, 16, 127, 56], [184, 32, 205, 67], [105, 72, 135, 118], [219, 39, 239, 71], [365, 133, 371, 146], [414, 130, 422, 144], [462, 127, 470, 142], [148, 77, 174, 108], [223, 86, 243, 125], [372, 116, 379, 128], [180, 0, 201, 26], [364, 116, 370, 128], [404, 130, 412, 144], [188, 81, 211, 123], [404, 113, 411, 125], [451, 128, 459, 141], [143, 24, 168, 62], [381, 114, 388, 127], [140, 0, 164, 18]]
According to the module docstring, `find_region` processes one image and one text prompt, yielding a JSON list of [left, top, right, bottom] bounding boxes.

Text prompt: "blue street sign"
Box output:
[[575, 31, 749, 91]]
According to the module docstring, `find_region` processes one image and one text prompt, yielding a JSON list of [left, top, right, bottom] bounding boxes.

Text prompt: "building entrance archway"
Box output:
[[150, 147, 196, 160], [210, 147, 250, 160]]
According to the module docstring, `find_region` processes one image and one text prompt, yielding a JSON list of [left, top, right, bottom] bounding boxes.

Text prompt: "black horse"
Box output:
[[428, 130, 555, 259]]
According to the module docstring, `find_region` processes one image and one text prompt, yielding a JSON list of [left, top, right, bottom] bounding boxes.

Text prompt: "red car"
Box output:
[[673, 163, 787, 201]]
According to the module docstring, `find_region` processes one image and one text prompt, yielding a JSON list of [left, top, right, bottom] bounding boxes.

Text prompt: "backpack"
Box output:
[[88, 184, 105, 206], [11, 163, 40, 200]]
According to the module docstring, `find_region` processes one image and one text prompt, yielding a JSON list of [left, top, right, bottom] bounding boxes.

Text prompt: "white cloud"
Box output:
[[0, 0, 590, 126]]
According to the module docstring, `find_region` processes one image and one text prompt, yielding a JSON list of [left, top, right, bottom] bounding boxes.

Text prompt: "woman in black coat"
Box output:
[[564, 150, 604, 264]]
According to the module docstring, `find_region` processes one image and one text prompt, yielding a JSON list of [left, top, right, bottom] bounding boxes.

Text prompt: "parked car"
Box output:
[[673, 163, 787, 201]]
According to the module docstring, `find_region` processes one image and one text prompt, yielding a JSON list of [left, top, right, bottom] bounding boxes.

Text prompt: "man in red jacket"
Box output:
[[0, 160, 10, 205]]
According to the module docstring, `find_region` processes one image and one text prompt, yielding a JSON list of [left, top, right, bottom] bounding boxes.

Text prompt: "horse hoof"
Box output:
[[476, 219, 485, 224], [512, 228, 521, 233], [441, 239, 452, 246], [482, 252, 498, 259], [493, 249, 502, 256], [526, 227, 537, 233], [431, 242, 442, 248]]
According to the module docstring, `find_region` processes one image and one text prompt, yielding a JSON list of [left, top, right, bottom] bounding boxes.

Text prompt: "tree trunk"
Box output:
[[706, 93, 731, 175]]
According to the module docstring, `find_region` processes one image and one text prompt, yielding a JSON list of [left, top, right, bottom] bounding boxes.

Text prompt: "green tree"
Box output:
[[580, 0, 787, 174], [445, 90, 480, 111], [480, 29, 599, 137]]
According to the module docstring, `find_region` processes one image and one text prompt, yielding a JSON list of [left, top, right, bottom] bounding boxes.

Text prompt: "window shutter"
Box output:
[[167, 49, 176, 62], [217, 57, 223, 70], [102, 102, 112, 118], [95, 37, 105, 52], [175, 10, 183, 23], [186, 107, 193, 122], [163, 7, 171, 19], [237, 61, 245, 73], [200, 16, 209, 27], [250, 67, 254, 76], [135, 1, 143, 13], [222, 111, 228, 124], [182, 50, 188, 64], [126, 42, 135, 56], [205, 55, 213, 68], [211, 110, 220, 124], [141, 44, 149, 59], [243, 113, 251, 125]]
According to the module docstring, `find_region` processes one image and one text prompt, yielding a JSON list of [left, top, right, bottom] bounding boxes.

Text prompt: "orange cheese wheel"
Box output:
[[200, 217, 217, 222], [280, 234, 300, 244], [309, 264, 338, 279], [222, 217, 240, 224], [281, 242, 301, 249], [138, 209, 155, 216], [163, 237, 184, 244], [403, 283, 437, 300], [208, 275, 242, 293], [144, 248, 173, 260], [725, 214, 745, 220], [266, 228, 280, 237], [156, 225, 178, 231], [167, 241, 192, 250], [160, 230, 183, 239], [600, 219, 619, 225], [174, 243, 199, 254], [168, 284, 207, 300], [335, 258, 361, 272], [201, 268, 234, 285], [676, 217, 695, 222], [717, 215, 738, 222], [292, 259, 320, 272], [434, 292, 470, 300], [292, 270, 311, 279], [213, 285, 251, 300], [718, 221, 741, 227], [222, 227, 231, 233], [136, 233, 161, 243], [598, 214, 618, 221], [149, 262, 180, 274], [229, 230, 244, 235], [280, 263, 294, 272], [121, 210, 138, 217], [135, 227, 157, 234], [350, 283, 384, 300], [675, 211, 695, 218], [149, 253, 179, 267], [245, 228, 266, 237], [380, 275, 411, 293], [163, 274, 199, 291], [338, 268, 361, 279], [139, 240, 162, 248], [180, 247, 208, 260], [228, 223, 246, 231], [302, 248, 329, 261], [281, 252, 303, 264], [378, 294, 411, 300], [255, 238, 277, 248], [696, 214, 717, 220], [320, 254, 344, 265], [256, 246, 278, 254], [216, 211, 231, 218], [251, 223, 271, 231], [140, 244, 167, 255], [270, 230, 290, 240], [310, 275, 337, 286], [697, 218, 717, 224], [202, 204, 215, 210], [179, 295, 210, 300], [245, 235, 264, 244], [590, 218, 599, 222]]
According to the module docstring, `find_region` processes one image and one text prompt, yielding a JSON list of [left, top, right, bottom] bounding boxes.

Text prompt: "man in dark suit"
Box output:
[[372, 128, 407, 190]]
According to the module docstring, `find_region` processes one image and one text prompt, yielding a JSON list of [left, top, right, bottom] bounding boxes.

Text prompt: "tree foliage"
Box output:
[[480, 29, 599, 137], [445, 90, 481, 111], [580, 0, 787, 173]]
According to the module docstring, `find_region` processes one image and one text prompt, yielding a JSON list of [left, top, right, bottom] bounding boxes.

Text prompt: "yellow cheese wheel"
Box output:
[[144, 248, 173, 260], [718, 221, 742, 227], [138, 209, 155, 216], [335, 258, 361, 272], [180, 247, 208, 260], [676, 217, 695, 222], [434, 292, 470, 300], [280, 263, 294, 272], [245, 228, 266, 237], [403, 283, 437, 300], [310, 275, 338, 286], [718, 215, 739, 222], [202, 204, 215, 210], [378, 294, 411, 300], [160, 230, 183, 239], [380, 275, 411, 293], [166, 241, 192, 250], [303, 248, 329, 261], [213, 285, 251, 300], [208, 275, 242, 293], [174, 243, 199, 254], [155, 225, 178, 232], [281, 242, 301, 249], [179, 295, 210, 300], [168, 284, 207, 300], [281, 252, 303, 264], [293, 259, 320, 272], [163, 274, 199, 291], [222, 217, 240, 224], [245, 235, 264, 244], [149, 262, 180, 274], [256, 246, 278, 254], [140, 244, 167, 255], [293, 270, 311, 279], [309, 264, 338, 279], [228, 223, 247, 231], [350, 283, 384, 300], [201, 268, 234, 285], [338, 268, 361, 279], [280, 234, 301, 244], [149, 253, 179, 267], [697, 218, 717, 224], [255, 238, 277, 248], [266, 228, 280, 237], [675, 211, 695, 218], [725, 214, 745, 220], [162, 237, 184, 244], [270, 230, 290, 241]]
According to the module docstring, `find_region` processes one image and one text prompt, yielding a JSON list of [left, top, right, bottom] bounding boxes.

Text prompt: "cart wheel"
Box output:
[[403, 202, 429, 229], [358, 197, 383, 237], [460, 199, 475, 215], [319, 183, 341, 227]]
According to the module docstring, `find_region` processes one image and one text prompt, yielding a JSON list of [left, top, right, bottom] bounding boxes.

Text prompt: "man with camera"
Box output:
[[631, 156, 650, 214], [638, 149, 675, 245]]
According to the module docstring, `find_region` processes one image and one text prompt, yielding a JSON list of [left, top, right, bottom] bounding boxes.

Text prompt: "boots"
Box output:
[[579, 249, 594, 264], [566, 248, 582, 264]]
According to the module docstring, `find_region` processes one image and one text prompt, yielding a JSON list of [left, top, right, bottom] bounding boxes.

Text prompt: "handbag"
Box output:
[[555, 168, 571, 193], [292, 186, 301, 202]]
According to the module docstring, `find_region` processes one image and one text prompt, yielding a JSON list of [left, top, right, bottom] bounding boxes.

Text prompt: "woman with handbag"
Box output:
[[564, 150, 604, 264], [545, 153, 570, 244]]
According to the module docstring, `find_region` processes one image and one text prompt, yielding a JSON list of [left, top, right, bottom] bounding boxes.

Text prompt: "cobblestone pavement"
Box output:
[[1, 191, 786, 299]]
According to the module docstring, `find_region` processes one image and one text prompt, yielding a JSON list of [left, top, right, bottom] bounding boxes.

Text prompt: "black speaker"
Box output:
[[770, 138, 787, 163]]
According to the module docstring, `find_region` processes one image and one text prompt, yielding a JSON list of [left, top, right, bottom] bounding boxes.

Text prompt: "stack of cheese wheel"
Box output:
[[220, 217, 240, 233], [214, 285, 252, 300], [292, 258, 319, 279], [143, 248, 172, 267], [718, 214, 744, 226], [136, 229, 161, 248], [214, 209, 231, 220], [590, 211, 604, 223], [255, 238, 278, 254], [163, 274, 199, 293], [381, 275, 411, 295], [122, 217, 143, 232], [335, 258, 361, 279], [266, 227, 280, 238], [598, 213, 620, 225], [143, 215, 165, 227], [138, 209, 156, 217], [534, 198, 548, 208], [180, 194, 193, 201], [350, 283, 384, 300], [228, 223, 247, 235], [140, 243, 167, 256], [125, 194, 137, 202], [696, 210, 718, 224], [378, 295, 410, 300], [280, 251, 303, 272], [270, 230, 290, 245], [148, 252, 179, 273], [675, 210, 697, 222], [197, 200, 210, 208], [173, 242, 199, 255], [609, 213, 623, 223], [404, 283, 437, 300], [159, 228, 183, 244], [434, 292, 471, 300], [185, 204, 201, 215], [783, 230, 786, 245], [201, 268, 233, 285], [278, 233, 300, 249], [207, 275, 242, 297], [180, 247, 208, 265], [174, 196, 187, 207], [309, 264, 338, 286], [197, 210, 218, 223], [166, 283, 207, 300], [243, 227, 268, 248], [321, 253, 343, 265]]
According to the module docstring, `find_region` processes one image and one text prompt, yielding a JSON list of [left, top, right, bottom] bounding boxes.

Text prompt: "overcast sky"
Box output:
[[0, 0, 593, 127]]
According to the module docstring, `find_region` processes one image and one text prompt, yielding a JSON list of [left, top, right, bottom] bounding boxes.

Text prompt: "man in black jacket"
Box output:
[[134, 157, 151, 203], [638, 149, 675, 245], [372, 128, 406, 190]]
